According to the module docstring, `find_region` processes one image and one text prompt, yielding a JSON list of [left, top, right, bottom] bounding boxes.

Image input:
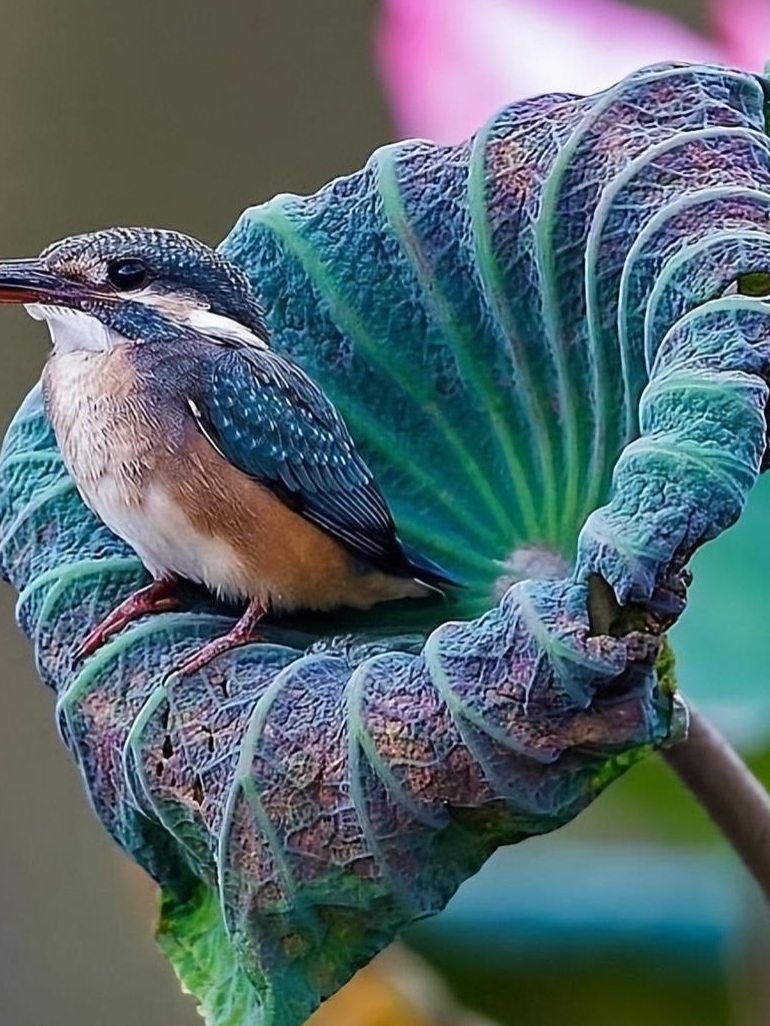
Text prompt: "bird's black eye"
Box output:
[[106, 258, 150, 291]]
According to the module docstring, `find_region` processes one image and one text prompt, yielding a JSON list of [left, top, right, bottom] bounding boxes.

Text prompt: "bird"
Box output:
[[0, 227, 457, 676]]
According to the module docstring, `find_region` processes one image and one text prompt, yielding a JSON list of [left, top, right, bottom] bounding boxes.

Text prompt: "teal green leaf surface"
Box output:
[[3, 62, 770, 1024]]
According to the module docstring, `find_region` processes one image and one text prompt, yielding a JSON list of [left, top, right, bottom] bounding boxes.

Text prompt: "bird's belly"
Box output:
[[87, 478, 248, 594], [83, 468, 421, 612], [81, 463, 422, 611]]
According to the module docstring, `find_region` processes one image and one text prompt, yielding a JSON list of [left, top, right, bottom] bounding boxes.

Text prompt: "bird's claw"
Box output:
[[71, 580, 180, 669], [72, 626, 112, 667], [172, 630, 265, 679], [169, 599, 267, 678]]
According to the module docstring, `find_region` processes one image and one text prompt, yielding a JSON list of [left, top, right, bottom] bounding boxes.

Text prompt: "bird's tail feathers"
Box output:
[[400, 543, 462, 592]]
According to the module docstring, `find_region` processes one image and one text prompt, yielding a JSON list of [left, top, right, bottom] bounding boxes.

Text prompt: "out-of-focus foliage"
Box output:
[[310, 947, 494, 1026], [376, 0, 770, 143]]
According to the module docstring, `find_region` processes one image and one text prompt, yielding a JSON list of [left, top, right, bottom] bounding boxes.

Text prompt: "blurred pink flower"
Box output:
[[376, 0, 770, 143]]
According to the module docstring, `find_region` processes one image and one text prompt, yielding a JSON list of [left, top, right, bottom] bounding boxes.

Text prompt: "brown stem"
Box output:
[[662, 703, 770, 902]]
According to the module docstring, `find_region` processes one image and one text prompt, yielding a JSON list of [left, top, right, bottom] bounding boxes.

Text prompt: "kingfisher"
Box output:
[[0, 227, 456, 676]]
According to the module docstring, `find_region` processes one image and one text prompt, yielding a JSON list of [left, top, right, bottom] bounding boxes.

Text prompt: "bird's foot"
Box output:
[[172, 599, 267, 678], [75, 579, 181, 662]]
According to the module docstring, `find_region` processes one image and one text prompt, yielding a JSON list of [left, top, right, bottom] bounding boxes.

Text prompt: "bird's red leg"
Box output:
[[173, 598, 267, 678], [76, 578, 181, 660]]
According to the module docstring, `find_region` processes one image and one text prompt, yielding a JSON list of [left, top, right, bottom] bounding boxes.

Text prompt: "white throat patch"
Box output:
[[25, 304, 118, 354]]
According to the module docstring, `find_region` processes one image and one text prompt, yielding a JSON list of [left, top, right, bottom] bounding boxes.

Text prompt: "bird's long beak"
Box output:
[[0, 259, 81, 305]]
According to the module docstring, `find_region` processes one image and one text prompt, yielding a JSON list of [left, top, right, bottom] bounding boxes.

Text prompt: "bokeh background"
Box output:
[[0, 1, 769, 1024]]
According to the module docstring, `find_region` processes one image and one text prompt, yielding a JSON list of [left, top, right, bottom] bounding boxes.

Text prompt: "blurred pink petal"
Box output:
[[709, 0, 770, 71], [376, 0, 733, 143]]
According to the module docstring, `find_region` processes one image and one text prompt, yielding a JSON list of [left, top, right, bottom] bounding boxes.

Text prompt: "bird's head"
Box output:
[[0, 226, 268, 352]]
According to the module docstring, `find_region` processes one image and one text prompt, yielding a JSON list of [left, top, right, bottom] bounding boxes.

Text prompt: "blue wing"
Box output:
[[190, 345, 418, 575]]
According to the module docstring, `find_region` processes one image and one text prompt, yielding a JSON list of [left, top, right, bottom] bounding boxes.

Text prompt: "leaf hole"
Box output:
[[192, 774, 204, 807]]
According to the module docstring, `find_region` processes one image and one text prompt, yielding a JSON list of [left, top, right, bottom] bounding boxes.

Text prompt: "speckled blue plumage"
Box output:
[[197, 344, 453, 579]]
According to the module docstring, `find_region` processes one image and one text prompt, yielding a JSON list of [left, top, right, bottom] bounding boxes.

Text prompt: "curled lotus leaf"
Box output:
[[3, 61, 770, 1025]]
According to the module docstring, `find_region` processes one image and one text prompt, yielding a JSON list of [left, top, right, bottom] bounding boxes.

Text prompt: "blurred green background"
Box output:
[[0, 1, 768, 1024]]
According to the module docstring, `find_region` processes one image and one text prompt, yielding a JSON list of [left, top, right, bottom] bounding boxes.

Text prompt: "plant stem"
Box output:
[[662, 703, 770, 902]]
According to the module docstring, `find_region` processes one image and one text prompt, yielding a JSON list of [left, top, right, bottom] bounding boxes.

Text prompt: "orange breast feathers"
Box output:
[[166, 430, 427, 611]]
